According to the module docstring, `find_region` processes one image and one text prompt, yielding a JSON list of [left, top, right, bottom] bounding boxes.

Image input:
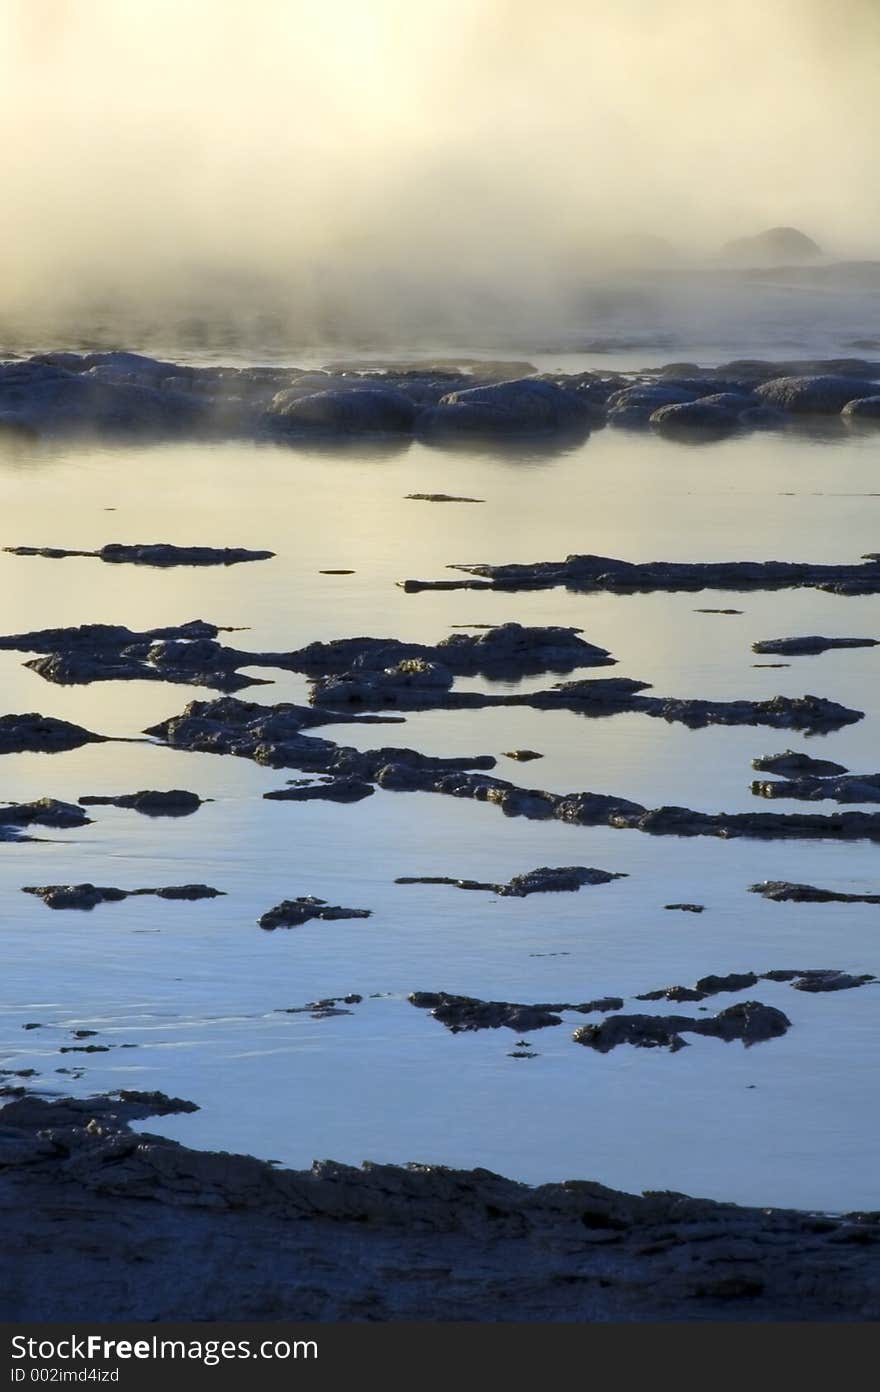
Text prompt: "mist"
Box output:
[[2, 0, 879, 347]]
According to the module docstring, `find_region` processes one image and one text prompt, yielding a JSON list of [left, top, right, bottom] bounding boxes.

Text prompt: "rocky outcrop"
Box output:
[[750, 881, 880, 905], [2, 1090, 879, 1320], [409, 992, 624, 1032], [721, 227, 822, 264], [394, 865, 625, 896], [0, 714, 105, 755], [400, 551, 880, 596], [752, 771, 880, 803], [266, 386, 418, 434], [258, 897, 372, 930], [5, 543, 273, 567], [263, 778, 375, 803], [0, 797, 91, 830], [573, 1002, 791, 1053], [754, 376, 877, 414], [752, 635, 878, 656], [752, 750, 849, 777], [416, 379, 596, 436], [77, 789, 204, 816], [22, 884, 224, 910]]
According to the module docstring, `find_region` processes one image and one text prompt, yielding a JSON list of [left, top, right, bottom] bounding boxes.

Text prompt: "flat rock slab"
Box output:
[[258, 896, 372, 930], [400, 551, 880, 596], [23, 883, 224, 910], [750, 880, 880, 904], [395, 865, 625, 896], [409, 991, 624, 1032], [78, 789, 204, 816], [263, 778, 375, 803], [5, 544, 274, 567], [405, 494, 485, 503], [752, 635, 878, 656], [752, 772, 880, 803], [573, 1002, 791, 1052], [752, 750, 849, 776]]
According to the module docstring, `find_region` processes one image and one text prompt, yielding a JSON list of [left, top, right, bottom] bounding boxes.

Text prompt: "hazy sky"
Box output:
[[1, 0, 877, 331]]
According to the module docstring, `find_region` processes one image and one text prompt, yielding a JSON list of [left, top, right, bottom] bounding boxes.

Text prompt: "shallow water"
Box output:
[[1, 412, 879, 1211]]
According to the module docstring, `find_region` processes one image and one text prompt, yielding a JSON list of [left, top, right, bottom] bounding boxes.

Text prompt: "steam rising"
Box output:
[[1, 0, 878, 345]]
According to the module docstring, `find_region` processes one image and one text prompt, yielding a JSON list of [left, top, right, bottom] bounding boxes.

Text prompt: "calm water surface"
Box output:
[[1, 410, 878, 1210]]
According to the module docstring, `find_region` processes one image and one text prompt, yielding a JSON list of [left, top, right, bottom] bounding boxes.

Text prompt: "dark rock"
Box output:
[[789, 971, 875, 993], [664, 903, 705, 913], [502, 749, 543, 761], [755, 376, 876, 414], [606, 385, 699, 428], [650, 395, 747, 436], [750, 881, 880, 904], [405, 494, 484, 503], [0, 714, 105, 755], [266, 387, 417, 435], [77, 789, 204, 816], [417, 379, 595, 437], [752, 750, 849, 777], [574, 1001, 790, 1052], [409, 991, 623, 1033], [395, 865, 625, 897], [23, 883, 224, 910], [263, 778, 375, 803], [752, 771, 880, 803], [400, 550, 880, 597], [752, 635, 878, 656], [5, 543, 274, 567], [842, 396, 880, 421], [258, 897, 372, 930], [0, 797, 91, 829]]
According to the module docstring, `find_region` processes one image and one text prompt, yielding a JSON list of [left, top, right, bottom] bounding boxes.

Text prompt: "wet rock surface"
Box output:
[[77, 789, 204, 816], [0, 713, 105, 754], [5, 542, 274, 567], [258, 897, 373, 930], [0, 798, 91, 830], [395, 865, 625, 896], [2, 1090, 878, 1320], [263, 778, 375, 803], [752, 635, 878, 656], [145, 696, 880, 842], [752, 750, 849, 777], [573, 1002, 791, 1053], [409, 991, 624, 1032], [752, 771, 880, 803], [400, 550, 880, 596], [750, 880, 880, 904], [22, 883, 224, 910]]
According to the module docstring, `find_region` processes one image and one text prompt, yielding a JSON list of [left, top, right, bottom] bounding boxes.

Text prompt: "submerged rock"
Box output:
[[750, 881, 880, 904], [409, 991, 624, 1033], [5, 543, 274, 567], [395, 865, 625, 897], [752, 635, 878, 656], [23, 883, 224, 910], [77, 789, 204, 816], [573, 1002, 790, 1052], [258, 897, 372, 930]]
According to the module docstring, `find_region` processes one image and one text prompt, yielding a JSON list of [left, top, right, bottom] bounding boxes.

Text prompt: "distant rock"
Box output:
[[721, 227, 822, 265]]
